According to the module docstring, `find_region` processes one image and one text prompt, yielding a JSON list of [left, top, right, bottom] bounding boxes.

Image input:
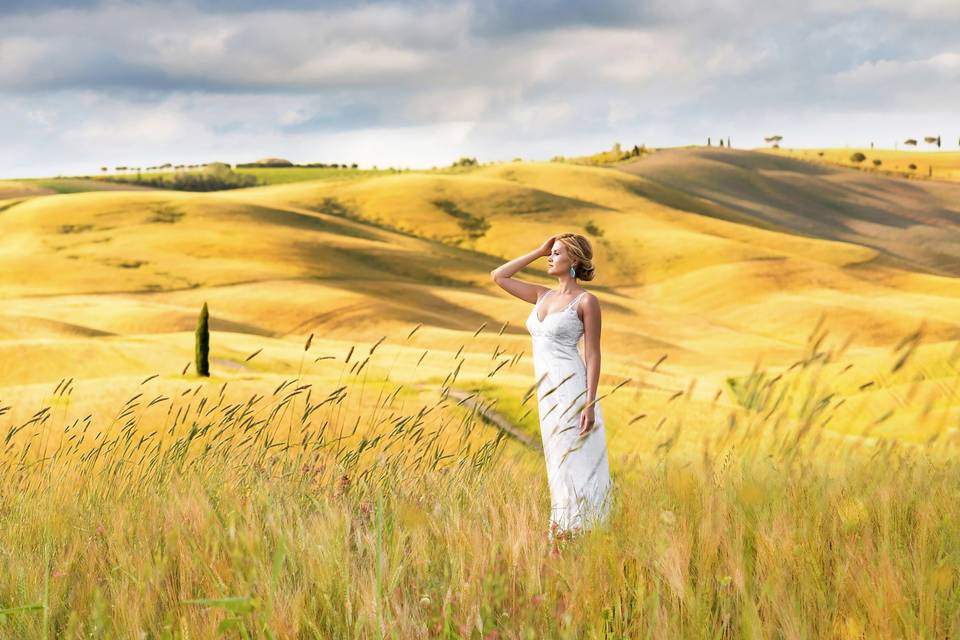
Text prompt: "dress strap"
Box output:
[[566, 291, 587, 309]]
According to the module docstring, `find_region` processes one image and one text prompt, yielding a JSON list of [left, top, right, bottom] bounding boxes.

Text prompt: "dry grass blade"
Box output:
[[652, 354, 667, 372], [540, 373, 575, 401], [521, 373, 549, 407], [487, 360, 509, 377], [559, 390, 587, 420]]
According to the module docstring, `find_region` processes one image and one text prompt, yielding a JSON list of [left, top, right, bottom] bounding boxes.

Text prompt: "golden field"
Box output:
[[2, 147, 960, 637], [762, 146, 960, 182]]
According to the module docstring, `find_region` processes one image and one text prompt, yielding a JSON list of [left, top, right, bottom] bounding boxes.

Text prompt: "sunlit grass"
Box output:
[[2, 319, 960, 638], [762, 147, 960, 181]]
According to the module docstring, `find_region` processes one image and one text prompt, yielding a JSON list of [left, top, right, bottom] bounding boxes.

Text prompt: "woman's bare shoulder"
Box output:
[[579, 290, 601, 313]]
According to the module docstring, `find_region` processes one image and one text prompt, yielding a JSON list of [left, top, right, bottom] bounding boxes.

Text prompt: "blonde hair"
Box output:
[[556, 233, 596, 281]]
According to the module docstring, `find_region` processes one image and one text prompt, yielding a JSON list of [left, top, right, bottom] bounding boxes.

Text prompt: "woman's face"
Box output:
[[546, 241, 573, 275]]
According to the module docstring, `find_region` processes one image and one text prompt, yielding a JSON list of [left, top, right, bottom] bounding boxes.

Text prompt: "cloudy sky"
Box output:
[[1, 0, 959, 177]]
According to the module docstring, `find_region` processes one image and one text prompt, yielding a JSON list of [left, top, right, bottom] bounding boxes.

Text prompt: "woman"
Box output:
[[490, 233, 613, 540]]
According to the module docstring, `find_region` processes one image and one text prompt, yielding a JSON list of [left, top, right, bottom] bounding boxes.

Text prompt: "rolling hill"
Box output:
[[2, 148, 960, 460]]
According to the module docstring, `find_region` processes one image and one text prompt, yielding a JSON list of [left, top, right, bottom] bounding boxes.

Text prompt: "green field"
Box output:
[[235, 166, 397, 185]]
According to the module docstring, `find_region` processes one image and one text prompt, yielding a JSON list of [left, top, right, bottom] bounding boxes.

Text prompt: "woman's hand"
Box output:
[[578, 406, 596, 437], [535, 235, 558, 258]]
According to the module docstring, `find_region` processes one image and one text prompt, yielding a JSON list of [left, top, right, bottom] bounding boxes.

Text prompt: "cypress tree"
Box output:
[[196, 301, 210, 377]]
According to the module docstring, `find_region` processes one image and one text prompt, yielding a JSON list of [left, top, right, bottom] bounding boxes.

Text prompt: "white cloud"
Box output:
[[831, 51, 960, 107], [64, 109, 191, 145], [1, 1, 960, 177]]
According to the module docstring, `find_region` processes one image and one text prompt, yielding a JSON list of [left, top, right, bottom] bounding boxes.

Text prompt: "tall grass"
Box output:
[[1, 321, 959, 638]]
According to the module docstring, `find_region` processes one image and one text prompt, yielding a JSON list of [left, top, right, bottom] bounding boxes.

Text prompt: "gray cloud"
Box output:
[[0, 0, 99, 13], [0, 0, 959, 177]]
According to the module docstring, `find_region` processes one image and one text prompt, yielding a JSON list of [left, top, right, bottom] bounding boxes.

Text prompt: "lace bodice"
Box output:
[[525, 290, 587, 347]]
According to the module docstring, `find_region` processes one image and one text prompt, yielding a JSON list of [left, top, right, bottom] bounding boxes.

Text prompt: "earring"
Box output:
[[568, 265, 576, 278]]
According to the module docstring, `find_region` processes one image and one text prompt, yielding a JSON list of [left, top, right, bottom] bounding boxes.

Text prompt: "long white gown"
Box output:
[[525, 289, 613, 537]]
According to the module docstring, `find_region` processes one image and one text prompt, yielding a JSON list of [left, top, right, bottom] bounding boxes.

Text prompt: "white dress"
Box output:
[[525, 289, 613, 536]]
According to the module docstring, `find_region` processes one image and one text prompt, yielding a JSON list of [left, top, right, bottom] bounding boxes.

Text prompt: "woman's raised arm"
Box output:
[[490, 236, 555, 304]]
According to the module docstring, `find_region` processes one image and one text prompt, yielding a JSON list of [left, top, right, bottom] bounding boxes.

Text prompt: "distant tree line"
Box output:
[[106, 163, 209, 173], [554, 142, 651, 166], [902, 136, 943, 148], [299, 162, 360, 169], [99, 162, 258, 191], [762, 134, 957, 152], [235, 159, 360, 169], [102, 159, 365, 173]]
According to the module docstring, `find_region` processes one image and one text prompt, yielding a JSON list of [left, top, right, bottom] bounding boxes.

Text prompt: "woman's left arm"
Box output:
[[579, 294, 602, 435]]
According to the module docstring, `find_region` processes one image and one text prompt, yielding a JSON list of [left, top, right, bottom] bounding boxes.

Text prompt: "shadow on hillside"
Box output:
[[617, 148, 960, 277]]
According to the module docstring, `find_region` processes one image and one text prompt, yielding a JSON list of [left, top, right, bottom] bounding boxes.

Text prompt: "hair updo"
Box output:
[[556, 232, 596, 281]]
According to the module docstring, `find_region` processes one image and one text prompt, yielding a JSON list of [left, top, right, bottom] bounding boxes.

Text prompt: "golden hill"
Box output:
[[2, 148, 960, 458], [764, 147, 960, 182], [618, 147, 960, 277]]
